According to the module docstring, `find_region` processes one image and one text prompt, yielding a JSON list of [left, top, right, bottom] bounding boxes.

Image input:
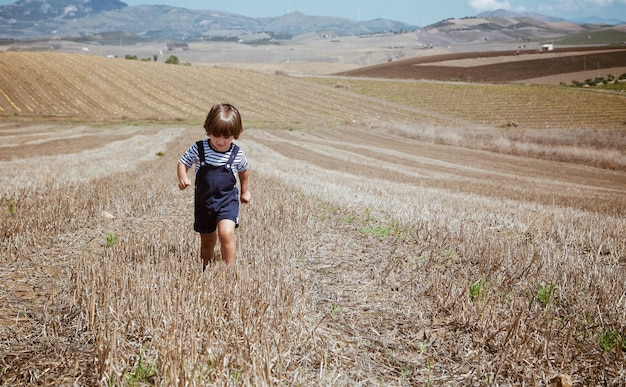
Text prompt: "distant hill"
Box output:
[[0, 0, 128, 38], [0, 1, 417, 40], [477, 10, 567, 23], [420, 10, 626, 47], [478, 9, 625, 25], [573, 16, 626, 26], [1, 2, 624, 44]]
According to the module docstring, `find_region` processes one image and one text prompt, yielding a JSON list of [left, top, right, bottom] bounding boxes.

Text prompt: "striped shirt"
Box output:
[[179, 139, 249, 176]]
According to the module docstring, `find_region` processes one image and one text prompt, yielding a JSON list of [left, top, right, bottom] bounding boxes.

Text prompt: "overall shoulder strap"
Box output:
[[225, 144, 240, 169], [196, 140, 206, 164]]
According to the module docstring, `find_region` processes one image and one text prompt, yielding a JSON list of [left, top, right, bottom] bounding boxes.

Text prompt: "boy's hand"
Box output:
[[178, 178, 191, 190], [240, 191, 251, 204]]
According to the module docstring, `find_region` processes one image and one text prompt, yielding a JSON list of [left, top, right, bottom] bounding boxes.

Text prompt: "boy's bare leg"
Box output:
[[200, 232, 217, 271], [217, 219, 237, 266]]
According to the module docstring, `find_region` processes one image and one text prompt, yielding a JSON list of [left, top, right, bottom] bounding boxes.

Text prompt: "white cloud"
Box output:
[[468, 0, 512, 12], [552, 0, 626, 9], [584, 0, 616, 5]]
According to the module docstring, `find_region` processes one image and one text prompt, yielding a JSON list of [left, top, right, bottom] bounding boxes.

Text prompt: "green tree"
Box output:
[[165, 55, 179, 64]]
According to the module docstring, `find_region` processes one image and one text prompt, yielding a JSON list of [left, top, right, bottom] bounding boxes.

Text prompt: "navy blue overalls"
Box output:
[[193, 140, 240, 233]]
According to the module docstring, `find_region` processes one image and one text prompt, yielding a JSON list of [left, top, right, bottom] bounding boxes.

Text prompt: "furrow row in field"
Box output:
[[184, 68, 346, 124], [287, 128, 626, 189], [0, 124, 90, 146], [17, 53, 122, 117], [246, 128, 626, 215], [205, 70, 335, 124], [104, 61, 197, 117], [64, 54, 197, 118], [419, 85, 625, 128], [0, 84, 18, 112], [218, 71, 448, 127], [0, 52, 471, 126], [153, 66, 227, 116], [124, 61, 242, 117], [272, 75, 453, 126], [0, 62, 42, 113], [21, 54, 118, 116], [4, 51, 622, 130], [174, 67, 282, 121], [309, 78, 626, 129], [178, 66, 423, 126], [57, 54, 148, 117], [0, 64, 20, 113]]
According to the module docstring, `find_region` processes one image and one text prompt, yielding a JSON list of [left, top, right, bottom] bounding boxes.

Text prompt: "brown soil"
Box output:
[[335, 46, 626, 83]]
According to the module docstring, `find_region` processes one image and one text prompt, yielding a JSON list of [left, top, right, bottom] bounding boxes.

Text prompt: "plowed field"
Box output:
[[335, 46, 626, 83]]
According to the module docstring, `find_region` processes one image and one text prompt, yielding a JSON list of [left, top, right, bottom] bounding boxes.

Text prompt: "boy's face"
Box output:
[[209, 135, 234, 152]]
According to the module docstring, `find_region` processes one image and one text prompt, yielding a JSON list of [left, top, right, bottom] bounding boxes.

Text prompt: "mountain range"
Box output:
[[0, 0, 416, 39], [0, 0, 624, 42]]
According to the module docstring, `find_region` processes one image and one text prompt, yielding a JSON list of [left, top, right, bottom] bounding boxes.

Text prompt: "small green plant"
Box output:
[[343, 215, 355, 224], [155, 151, 165, 156], [443, 249, 458, 264], [363, 207, 373, 223], [390, 219, 410, 241], [360, 225, 390, 237], [469, 275, 487, 301], [536, 283, 556, 304], [7, 200, 15, 215], [105, 233, 117, 247], [230, 369, 242, 383], [597, 328, 625, 352], [125, 344, 156, 386]]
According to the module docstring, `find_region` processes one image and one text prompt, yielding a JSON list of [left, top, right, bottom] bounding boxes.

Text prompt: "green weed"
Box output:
[[125, 344, 156, 386], [155, 151, 165, 156], [360, 225, 390, 237], [363, 207, 373, 223], [7, 200, 15, 215], [105, 233, 117, 247], [469, 275, 487, 302], [230, 369, 242, 383], [390, 219, 410, 241], [597, 328, 625, 352], [536, 283, 556, 304], [343, 215, 355, 224]]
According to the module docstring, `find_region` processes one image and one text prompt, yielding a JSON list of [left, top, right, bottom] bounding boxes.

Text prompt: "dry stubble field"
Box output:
[[1, 51, 626, 386]]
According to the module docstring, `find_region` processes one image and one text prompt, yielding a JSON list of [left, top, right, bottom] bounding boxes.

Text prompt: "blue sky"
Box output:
[[0, 0, 624, 25]]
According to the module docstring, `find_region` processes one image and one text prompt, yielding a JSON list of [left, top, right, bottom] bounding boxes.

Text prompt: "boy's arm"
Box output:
[[177, 162, 191, 190], [238, 169, 250, 203]]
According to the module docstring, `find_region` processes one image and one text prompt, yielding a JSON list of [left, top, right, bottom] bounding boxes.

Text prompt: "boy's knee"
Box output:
[[218, 228, 235, 242], [200, 232, 217, 244]]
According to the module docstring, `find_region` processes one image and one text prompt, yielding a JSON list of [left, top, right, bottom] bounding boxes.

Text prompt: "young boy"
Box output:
[[177, 103, 250, 269]]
